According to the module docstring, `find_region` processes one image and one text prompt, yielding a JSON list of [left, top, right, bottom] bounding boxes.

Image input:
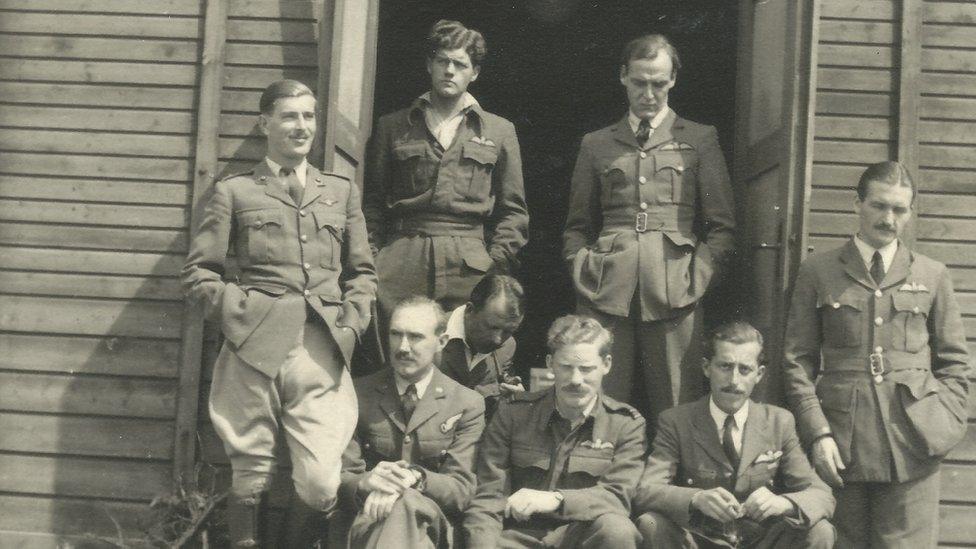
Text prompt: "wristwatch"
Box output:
[[407, 465, 428, 492], [552, 490, 565, 510]]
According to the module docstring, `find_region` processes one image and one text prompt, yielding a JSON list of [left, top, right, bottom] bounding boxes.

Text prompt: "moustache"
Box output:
[[394, 351, 414, 361], [720, 387, 745, 395], [874, 224, 895, 232]]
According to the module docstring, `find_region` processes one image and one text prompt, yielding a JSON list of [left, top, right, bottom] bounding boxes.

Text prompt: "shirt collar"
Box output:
[[628, 105, 671, 135], [394, 367, 435, 399], [853, 234, 898, 274], [553, 392, 600, 427], [265, 157, 307, 186], [445, 305, 491, 368], [709, 396, 749, 431], [411, 92, 481, 123]]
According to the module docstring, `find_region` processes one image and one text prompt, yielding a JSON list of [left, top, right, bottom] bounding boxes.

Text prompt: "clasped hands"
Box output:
[[358, 460, 423, 523], [691, 486, 793, 523], [504, 488, 562, 522]]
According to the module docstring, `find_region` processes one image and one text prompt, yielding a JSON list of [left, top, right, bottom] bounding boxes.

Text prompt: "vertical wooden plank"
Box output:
[[796, 0, 822, 266], [317, 0, 342, 172], [355, 0, 380, 189], [898, 0, 922, 246], [174, 0, 228, 487]]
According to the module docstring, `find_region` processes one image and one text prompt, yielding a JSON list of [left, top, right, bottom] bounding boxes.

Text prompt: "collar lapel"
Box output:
[[405, 370, 447, 433], [256, 161, 293, 207], [840, 239, 875, 289], [734, 402, 769, 484], [644, 110, 677, 150], [691, 398, 732, 470], [441, 339, 470, 385], [299, 164, 324, 208], [611, 115, 639, 149], [375, 375, 406, 433], [882, 241, 912, 289]]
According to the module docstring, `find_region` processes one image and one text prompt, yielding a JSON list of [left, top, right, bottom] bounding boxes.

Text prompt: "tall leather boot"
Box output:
[[279, 493, 330, 548], [226, 492, 267, 548]]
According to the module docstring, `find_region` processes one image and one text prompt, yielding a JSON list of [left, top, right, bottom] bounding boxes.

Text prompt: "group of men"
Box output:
[[182, 18, 971, 549]]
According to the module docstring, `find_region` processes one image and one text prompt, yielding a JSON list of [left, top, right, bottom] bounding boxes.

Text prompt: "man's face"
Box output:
[[547, 342, 611, 411], [389, 304, 448, 382], [427, 47, 479, 101], [703, 340, 765, 415], [855, 181, 914, 249], [463, 298, 523, 355], [259, 94, 316, 164], [620, 54, 676, 120]]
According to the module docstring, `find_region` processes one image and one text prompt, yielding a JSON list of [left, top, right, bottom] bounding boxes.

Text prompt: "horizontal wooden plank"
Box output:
[[924, 24, 976, 49], [816, 91, 892, 117], [223, 65, 317, 90], [810, 211, 976, 242], [813, 140, 894, 164], [922, 96, 976, 122], [808, 236, 976, 268], [926, 3, 976, 25], [0, 34, 198, 63], [228, 0, 317, 19], [0, 246, 184, 276], [0, 494, 148, 538], [0, 104, 193, 134], [817, 67, 894, 92], [819, 19, 895, 45], [224, 42, 318, 67], [0, 333, 179, 377], [0, 295, 183, 338], [810, 187, 976, 219], [0, 128, 193, 158], [923, 48, 976, 73], [223, 89, 263, 112], [227, 18, 317, 42], [0, 453, 168, 501], [0, 176, 189, 205], [0, 270, 183, 301], [948, 426, 976, 461], [219, 136, 267, 161], [0, 11, 199, 38], [814, 116, 892, 141], [820, 0, 894, 21], [942, 463, 976, 503], [940, 503, 976, 545], [1, 152, 192, 182], [818, 44, 893, 69], [0, 371, 176, 418], [0, 199, 188, 228], [920, 144, 976, 170], [0, 0, 201, 15], [921, 120, 976, 145], [220, 113, 261, 136], [811, 164, 874, 189], [0, 58, 198, 86], [0, 222, 186, 254], [0, 412, 173, 459], [924, 72, 976, 98], [0, 81, 196, 109]]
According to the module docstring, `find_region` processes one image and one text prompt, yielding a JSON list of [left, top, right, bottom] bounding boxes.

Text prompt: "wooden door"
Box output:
[[733, 0, 818, 403]]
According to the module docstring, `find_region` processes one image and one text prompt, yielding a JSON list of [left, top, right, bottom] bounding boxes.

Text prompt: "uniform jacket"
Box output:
[[363, 97, 529, 272], [338, 368, 486, 517], [563, 111, 735, 320], [438, 336, 516, 415], [634, 398, 834, 544], [182, 161, 377, 376], [463, 388, 646, 548], [783, 239, 971, 482]]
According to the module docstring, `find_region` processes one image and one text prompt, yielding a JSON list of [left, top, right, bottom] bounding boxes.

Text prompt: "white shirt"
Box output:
[[556, 395, 599, 428], [853, 234, 898, 275], [265, 157, 307, 188], [445, 305, 491, 370], [628, 105, 671, 136], [394, 367, 435, 399], [420, 91, 479, 149], [709, 397, 749, 453]]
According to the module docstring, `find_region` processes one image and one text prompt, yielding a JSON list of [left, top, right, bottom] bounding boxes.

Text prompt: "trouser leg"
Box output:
[[348, 490, 449, 549], [757, 519, 836, 549], [637, 306, 704, 433], [570, 514, 640, 549], [635, 511, 692, 549], [226, 492, 268, 548], [869, 469, 940, 549], [577, 304, 637, 408]]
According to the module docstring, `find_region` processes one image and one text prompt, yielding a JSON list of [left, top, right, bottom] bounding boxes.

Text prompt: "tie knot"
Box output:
[[280, 168, 292, 176], [723, 414, 736, 430], [405, 383, 417, 397], [638, 118, 651, 130]]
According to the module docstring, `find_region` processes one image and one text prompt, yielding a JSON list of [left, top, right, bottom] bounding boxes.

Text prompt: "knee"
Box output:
[[293, 466, 341, 511], [803, 520, 836, 549], [229, 470, 273, 499], [587, 514, 640, 547], [635, 511, 683, 549]]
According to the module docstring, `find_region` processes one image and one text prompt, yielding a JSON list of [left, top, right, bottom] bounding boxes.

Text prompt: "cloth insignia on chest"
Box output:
[[753, 450, 783, 464], [440, 412, 463, 433], [320, 198, 338, 206], [659, 142, 694, 151], [899, 281, 928, 293], [469, 135, 496, 147], [580, 439, 614, 450]]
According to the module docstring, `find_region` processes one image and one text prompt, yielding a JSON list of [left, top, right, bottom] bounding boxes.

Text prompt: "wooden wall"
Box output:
[[809, 1, 976, 545]]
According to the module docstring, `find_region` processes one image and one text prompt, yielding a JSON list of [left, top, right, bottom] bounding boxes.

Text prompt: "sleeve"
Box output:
[[337, 428, 368, 512], [562, 134, 602, 267], [633, 411, 700, 527], [181, 179, 234, 321], [462, 400, 515, 549], [362, 116, 392, 253], [696, 126, 736, 279], [421, 396, 486, 515], [928, 265, 972, 422], [338, 181, 378, 336], [775, 412, 836, 527], [486, 121, 529, 273], [555, 414, 647, 521]]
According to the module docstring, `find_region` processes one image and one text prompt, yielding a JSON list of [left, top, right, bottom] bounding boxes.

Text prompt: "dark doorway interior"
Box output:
[[374, 0, 739, 376]]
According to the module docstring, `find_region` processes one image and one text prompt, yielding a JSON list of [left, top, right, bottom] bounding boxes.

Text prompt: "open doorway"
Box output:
[[373, 0, 739, 375]]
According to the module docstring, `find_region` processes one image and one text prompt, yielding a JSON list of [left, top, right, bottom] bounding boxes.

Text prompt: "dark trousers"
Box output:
[[498, 514, 639, 549], [636, 511, 835, 549], [347, 489, 452, 548], [834, 469, 940, 549]]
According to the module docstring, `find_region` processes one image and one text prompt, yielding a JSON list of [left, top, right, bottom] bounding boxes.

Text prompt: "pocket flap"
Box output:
[[462, 142, 499, 166], [819, 292, 865, 311], [892, 292, 928, 315], [393, 142, 427, 160], [460, 245, 493, 272], [313, 210, 346, 233], [238, 208, 282, 228], [816, 381, 856, 412], [242, 284, 287, 297], [896, 373, 941, 401], [663, 231, 697, 248], [655, 152, 685, 173], [511, 445, 550, 469]]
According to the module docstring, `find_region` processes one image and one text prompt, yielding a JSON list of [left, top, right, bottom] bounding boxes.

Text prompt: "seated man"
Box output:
[[634, 321, 835, 548], [338, 296, 486, 548], [439, 274, 526, 419], [464, 315, 645, 548]]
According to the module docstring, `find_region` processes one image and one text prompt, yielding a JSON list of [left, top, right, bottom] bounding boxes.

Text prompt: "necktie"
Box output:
[[722, 414, 740, 471], [280, 167, 304, 206], [636, 118, 651, 147], [870, 250, 885, 286], [401, 383, 418, 422]]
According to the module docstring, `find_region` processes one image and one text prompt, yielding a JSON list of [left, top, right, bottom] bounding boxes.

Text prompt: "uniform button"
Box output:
[[724, 472, 731, 478], [687, 479, 693, 485], [440, 449, 447, 455], [875, 346, 883, 353], [638, 176, 647, 184], [832, 302, 840, 309], [404, 435, 412, 444], [300, 234, 308, 242], [913, 306, 920, 313], [303, 262, 311, 270], [259, 176, 267, 181], [639, 202, 648, 210], [874, 290, 883, 298], [303, 289, 311, 297], [874, 316, 883, 326], [299, 209, 307, 217], [640, 151, 647, 159]]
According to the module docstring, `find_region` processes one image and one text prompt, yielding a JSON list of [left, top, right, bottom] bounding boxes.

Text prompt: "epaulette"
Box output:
[[218, 168, 256, 183], [320, 171, 351, 183], [508, 388, 549, 403], [601, 395, 643, 420]]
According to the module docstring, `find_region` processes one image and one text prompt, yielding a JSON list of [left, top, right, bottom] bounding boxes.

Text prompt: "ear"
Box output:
[[471, 65, 480, 82], [602, 354, 613, 375], [619, 64, 628, 85], [854, 195, 863, 215], [701, 357, 711, 378], [546, 354, 553, 371], [436, 332, 450, 352], [426, 57, 433, 75], [258, 113, 270, 137], [756, 364, 766, 382]]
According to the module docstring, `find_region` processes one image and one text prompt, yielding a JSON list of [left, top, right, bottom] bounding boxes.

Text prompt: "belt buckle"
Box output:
[[869, 352, 885, 384], [635, 212, 648, 233]]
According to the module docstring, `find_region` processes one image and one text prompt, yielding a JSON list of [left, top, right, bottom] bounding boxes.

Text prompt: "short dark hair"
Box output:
[[258, 79, 314, 115], [426, 19, 487, 67], [468, 274, 525, 318], [857, 161, 916, 203], [621, 34, 681, 77], [704, 321, 765, 365], [546, 315, 613, 358], [391, 295, 448, 335]]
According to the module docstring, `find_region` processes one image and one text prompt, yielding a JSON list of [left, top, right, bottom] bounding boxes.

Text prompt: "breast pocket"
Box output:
[[393, 141, 433, 196], [459, 142, 498, 201], [819, 293, 865, 348], [564, 449, 613, 488], [599, 157, 633, 209], [891, 292, 931, 353], [312, 210, 345, 269], [654, 150, 690, 205], [418, 436, 452, 470], [236, 208, 283, 264]]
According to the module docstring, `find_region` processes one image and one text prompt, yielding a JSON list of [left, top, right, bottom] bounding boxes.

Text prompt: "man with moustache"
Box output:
[[563, 34, 735, 431], [338, 297, 485, 548], [439, 274, 526, 420], [634, 321, 835, 548], [364, 19, 528, 324], [783, 161, 971, 547], [463, 315, 645, 548], [182, 80, 376, 547]]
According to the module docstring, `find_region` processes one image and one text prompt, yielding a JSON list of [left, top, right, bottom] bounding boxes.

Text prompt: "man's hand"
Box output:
[[358, 461, 418, 495], [741, 486, 794, 522], [362, 491, 400, 523], [504, 489, 562, 522], [690, 487, 742, 523], [499, 382, 525, 395], [812, 436, 845, 488]]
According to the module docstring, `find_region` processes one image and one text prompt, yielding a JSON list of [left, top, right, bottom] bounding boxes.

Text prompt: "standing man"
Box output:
[[635, 322, 835, 548], [563, 34, 735, 429], [783, 161, 971, 547], [463, 315, 645, 549], [182, 80, 376, 547], [364, 19, 529, 322], [439, 274, 526, 420], [339, 297, 485, 548]]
